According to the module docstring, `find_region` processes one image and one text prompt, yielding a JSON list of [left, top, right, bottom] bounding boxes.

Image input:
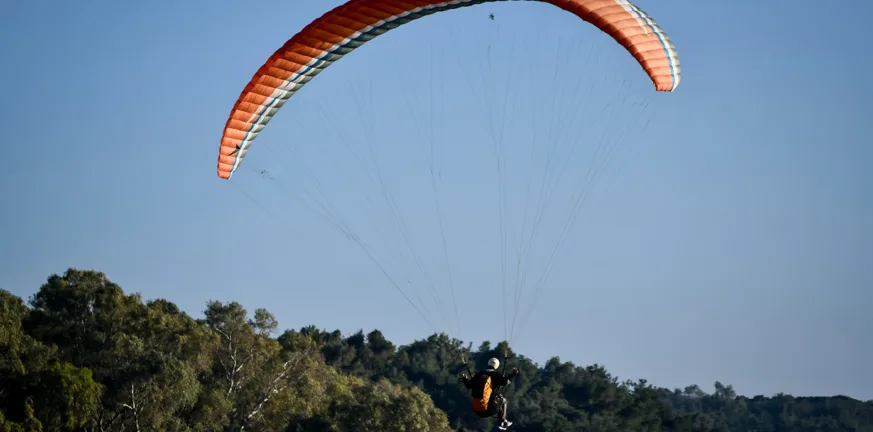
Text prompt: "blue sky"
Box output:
[[1, 0, 871, 400]]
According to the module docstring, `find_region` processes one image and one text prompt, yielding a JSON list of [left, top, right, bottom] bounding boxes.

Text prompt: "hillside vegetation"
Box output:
[[2, 269, 871, 431]]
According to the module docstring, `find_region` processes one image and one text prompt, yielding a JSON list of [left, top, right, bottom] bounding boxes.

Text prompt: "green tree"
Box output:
[[0, 289, 101, 431], [197, 301, 319, 431], [329, 378, 452, 432]]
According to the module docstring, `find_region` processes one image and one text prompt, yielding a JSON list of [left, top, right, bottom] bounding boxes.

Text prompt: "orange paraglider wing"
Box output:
[[218, 0, 681, 179]]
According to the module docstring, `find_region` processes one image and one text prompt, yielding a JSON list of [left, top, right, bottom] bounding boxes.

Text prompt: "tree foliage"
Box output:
[[1, 268, 871, 431]]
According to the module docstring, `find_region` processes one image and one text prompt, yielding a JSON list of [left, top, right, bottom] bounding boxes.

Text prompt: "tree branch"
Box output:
[[239, 349, 312, 431], [121, 383, 141, 432]]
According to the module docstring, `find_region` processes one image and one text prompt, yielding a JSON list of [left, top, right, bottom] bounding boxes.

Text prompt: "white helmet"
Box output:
[[487, 357, 500, 369]]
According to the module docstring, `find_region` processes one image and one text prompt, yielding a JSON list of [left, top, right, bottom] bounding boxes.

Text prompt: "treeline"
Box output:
[[1, 269, 871, 431]]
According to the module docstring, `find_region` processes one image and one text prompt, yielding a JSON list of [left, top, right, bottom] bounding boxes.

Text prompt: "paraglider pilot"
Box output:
[[460, 357, 519, 430]]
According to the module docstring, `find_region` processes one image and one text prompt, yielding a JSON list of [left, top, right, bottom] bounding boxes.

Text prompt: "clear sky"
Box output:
[[1, 0, 871, 400]]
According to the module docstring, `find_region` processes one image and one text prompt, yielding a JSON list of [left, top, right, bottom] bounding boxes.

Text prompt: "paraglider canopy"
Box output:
[[217, 0, 680, 180]]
